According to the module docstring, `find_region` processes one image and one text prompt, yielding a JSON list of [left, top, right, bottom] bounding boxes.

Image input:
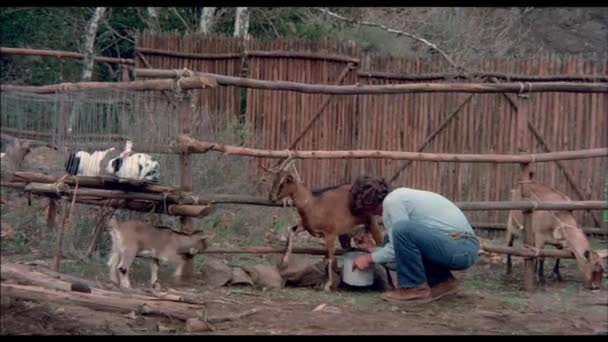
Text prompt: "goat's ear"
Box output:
[[285, 174, 295, 183]]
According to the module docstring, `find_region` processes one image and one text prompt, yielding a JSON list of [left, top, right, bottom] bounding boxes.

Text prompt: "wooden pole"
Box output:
[[517, 95, 536, 292], [0, 47, 134, 65], [176, 134, 608, 163], [135, 68, 608, 94], [178, 93, 195, 282], [46, 198, 57, 231], [357, 70, 608, 82], [1, 76, 217, 94], [200, 241, 578, 259], [54, 198, 71, 272]]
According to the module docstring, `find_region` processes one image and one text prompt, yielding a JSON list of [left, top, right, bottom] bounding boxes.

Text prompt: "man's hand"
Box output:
[[352, 254, 373, 271]]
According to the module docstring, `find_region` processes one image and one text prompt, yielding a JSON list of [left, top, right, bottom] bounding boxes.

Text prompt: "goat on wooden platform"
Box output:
[[263, 159, 384, 291], [505, 181, 608, 290], [107, 217, 209, 289]]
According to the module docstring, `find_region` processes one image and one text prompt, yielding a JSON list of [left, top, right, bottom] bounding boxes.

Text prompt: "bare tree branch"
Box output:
[[171, 7, 191, 32], [315, 7, 463, 71]]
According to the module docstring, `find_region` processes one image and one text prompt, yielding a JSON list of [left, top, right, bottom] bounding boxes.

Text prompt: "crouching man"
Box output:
[[349, 175, 480, 303]]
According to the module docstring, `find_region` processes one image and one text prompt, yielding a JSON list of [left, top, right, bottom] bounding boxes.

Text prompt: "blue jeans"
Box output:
[[387, 220, 480, 288]]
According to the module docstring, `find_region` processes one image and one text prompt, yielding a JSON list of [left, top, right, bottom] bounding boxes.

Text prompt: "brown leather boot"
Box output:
[[381, 284, 431, 303], [430, 277, 461, 300]]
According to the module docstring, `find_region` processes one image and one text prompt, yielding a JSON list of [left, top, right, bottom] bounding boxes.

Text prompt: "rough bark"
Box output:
[[81, 7, 107, 82], [198, 7, 217, 34], [234, 7, 250, 39]]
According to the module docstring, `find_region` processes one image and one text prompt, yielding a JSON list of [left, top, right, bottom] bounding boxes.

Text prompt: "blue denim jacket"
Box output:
[[371, 187, 474, 264]]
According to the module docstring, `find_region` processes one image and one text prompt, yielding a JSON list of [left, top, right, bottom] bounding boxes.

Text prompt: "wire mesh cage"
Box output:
[[1, 88, 181, 185]]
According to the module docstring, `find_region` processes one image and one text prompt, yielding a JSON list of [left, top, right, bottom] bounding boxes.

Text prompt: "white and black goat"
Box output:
[[64, 147, 119, 177], [64, 141, 160, 182], [105, 141, 160, 183]]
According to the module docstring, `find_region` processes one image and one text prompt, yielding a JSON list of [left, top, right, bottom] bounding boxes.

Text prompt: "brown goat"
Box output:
[[506, 181, 608, 290], [265, 160, 384, 291], [107, 217, 209, 289]]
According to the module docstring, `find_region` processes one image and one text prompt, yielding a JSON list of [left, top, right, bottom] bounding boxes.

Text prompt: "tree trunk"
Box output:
[[81, 7, 107, 82], [146, 7, 161, 33], [198, 7, 216, 34], [233, 7, 250, 39]]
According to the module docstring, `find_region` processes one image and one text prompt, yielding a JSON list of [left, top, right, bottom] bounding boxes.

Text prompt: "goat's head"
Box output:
[[182, 231, 210, 256], [578, 249, 608, 290], [260, 158, 300, 202]]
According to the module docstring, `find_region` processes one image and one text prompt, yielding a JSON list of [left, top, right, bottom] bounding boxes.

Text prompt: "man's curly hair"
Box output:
[[350, 175, 391, 215]]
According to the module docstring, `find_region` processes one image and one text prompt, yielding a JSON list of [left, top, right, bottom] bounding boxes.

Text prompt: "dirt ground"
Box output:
[[1, 250, 607, 335]]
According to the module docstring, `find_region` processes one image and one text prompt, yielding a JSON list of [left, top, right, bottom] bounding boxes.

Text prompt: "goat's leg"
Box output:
[[534, 237, 547, 286], [150, 258, 161, 290], [117, 249, 136, 288], [280, 225, 299, 269], [553, 245, 563, 281], [322, 234, 337, 292], [107, 250, 121, 285], [537, 257, 546, 285], [505, 230, 515, 275]]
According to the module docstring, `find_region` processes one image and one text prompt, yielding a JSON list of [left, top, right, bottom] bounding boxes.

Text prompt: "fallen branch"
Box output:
[[0, 283, 204, 321]]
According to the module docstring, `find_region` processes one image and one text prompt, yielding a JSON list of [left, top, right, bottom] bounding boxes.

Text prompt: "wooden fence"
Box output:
[[21, 34, 600, 229]]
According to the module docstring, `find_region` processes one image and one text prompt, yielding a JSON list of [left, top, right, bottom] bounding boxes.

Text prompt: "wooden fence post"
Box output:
[[178, 92, 194, 282], [517, 95, 536, 291]]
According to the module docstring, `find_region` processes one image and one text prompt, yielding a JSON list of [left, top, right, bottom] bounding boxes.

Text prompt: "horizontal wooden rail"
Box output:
[[0, 76, 217, 94], [357, 70, 608, 82], [136, 68, 608, 94], [0, 47, 134, 65], [201, 241, 579, 259], [471, 222, 607, 235], [137, 47, 359, 64], [1, 127, 128, 140], [177, 135, 608, 163], [3, 177, 606, 211], [0, 133, 173, 154]]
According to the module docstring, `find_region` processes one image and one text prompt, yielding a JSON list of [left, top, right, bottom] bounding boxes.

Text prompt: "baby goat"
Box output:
[[264, 159, 384, 291], [506, 181, 608, 290], [107, 217, 209, 289]]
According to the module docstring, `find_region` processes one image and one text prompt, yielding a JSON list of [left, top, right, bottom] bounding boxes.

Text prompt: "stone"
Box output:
[[200, 258, 232, 288], [242, 264, 285, 289], [228, 267, 254, 286]]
